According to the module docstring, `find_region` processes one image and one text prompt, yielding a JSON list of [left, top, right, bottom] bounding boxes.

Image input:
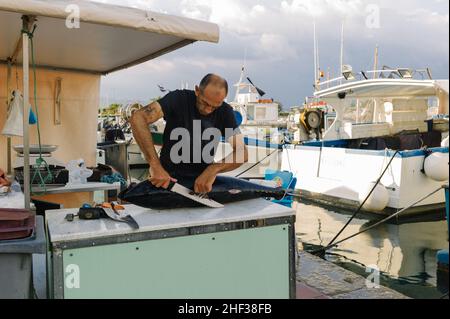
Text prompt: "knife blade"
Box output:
[[170, 183, 224, 208], [103, 206, 140, 230]]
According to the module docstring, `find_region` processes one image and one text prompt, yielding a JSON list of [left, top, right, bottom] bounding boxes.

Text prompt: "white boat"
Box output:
[[282, 68, 449, 216], [231, 66, 283, 129], [211, 67, 286, 179]]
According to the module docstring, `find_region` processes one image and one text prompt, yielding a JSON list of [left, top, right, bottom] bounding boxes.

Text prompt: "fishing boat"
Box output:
[[286, 98, 336, 143], [230, 66, 285, 130], [282, 68, 449, 216], [214, 67, 287, 179]]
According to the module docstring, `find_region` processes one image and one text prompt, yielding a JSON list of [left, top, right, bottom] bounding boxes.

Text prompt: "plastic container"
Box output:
[[0, 216, 46, 299], [0, 208, 35, 240], [265, 169, 298, 207]]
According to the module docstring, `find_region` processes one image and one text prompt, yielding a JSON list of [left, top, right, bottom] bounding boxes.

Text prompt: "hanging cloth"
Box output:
[[1, 90, 37, 137], [2, 90, 24, 137]]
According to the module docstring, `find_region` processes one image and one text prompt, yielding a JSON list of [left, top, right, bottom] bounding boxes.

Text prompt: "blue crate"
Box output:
[[265, 169, 297, 208]]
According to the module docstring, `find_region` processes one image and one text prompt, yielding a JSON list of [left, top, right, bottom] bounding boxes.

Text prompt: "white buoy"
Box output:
[[424, 152, 449, 182], [359, 182, 390, 212]]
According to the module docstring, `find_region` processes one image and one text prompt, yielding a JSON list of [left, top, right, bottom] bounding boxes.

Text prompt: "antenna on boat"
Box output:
[[340, 20, 345, 85], [233, 48, 249, 102], [313, 21, 317, 88], [313, 21, 321, 91], [327, 67, 331, 88], [373, 44, 379, 79], [234, 64, 246, 102]]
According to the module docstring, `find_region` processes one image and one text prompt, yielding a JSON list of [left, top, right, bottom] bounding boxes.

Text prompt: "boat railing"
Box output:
[[315, 68, 433, 91]]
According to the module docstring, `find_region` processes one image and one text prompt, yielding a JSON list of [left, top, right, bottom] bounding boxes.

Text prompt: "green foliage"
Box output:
[[275, 101, 284, 113], [99, 103, 122, 117]]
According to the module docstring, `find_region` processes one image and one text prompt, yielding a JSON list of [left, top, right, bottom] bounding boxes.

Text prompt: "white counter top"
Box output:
[[47, 199, 295, 243]]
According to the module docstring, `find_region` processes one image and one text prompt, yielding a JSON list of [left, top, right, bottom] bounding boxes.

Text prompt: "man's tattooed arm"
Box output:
[[130, 102, 165, 166]]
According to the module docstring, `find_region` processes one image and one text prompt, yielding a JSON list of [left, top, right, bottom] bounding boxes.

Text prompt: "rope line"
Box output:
[[313, 149, 400, 255], [22, 25, 53, 194], [308, 186, 444, 254]]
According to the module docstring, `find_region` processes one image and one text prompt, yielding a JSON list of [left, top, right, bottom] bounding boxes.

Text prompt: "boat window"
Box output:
[[255, 107, 267, 120], [427, 97, 440, 118], [340, 98, 388, 124]]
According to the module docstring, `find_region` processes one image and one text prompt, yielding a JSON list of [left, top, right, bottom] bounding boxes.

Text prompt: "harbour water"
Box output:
[[294, 200, 448, 299]]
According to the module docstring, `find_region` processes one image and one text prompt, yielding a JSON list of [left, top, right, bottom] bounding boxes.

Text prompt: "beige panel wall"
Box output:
[[0, 64, 100, 172]]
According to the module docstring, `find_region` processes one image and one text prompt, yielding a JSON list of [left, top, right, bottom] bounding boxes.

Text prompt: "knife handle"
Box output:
[[167, 181, 176, 191], [78, 208, 105, 220]]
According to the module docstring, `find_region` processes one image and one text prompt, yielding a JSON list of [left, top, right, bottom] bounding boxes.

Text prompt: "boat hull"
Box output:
[[282, 145, 449, 215]]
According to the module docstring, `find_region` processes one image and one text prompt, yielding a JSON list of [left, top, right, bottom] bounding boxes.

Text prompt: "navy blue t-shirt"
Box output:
[[158, 90, 239, 177]]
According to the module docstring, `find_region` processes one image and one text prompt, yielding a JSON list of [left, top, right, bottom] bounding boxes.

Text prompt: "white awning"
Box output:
[[0, 0, 220, 74]]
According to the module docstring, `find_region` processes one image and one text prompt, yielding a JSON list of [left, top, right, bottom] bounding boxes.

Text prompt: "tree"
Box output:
[[275, 101, 284, 113]]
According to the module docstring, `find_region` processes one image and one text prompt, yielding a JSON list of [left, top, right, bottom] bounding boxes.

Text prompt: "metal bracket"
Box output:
[[54, 77, 62, 125]]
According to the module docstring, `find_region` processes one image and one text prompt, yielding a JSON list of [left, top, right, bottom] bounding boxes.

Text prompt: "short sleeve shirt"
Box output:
[[158, 90, 240, 177]]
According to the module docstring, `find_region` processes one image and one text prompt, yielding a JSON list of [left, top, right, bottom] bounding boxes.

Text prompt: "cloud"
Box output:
[[142, 60, 176, 73], [259, 33, 298, 61], [281, 0, 325, 16], [96, 0, 449, 108]]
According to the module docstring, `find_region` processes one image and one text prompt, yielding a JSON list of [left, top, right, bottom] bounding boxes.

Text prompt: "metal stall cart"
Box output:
[[47, 199, 296, 299], [0, 215, 46, 299]]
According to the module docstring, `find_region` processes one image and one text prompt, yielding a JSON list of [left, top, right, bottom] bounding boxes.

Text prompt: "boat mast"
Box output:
[[373, 45, 379, 79], [234, 65, 245, 103], [327, 67, 331, 88], [313, 21, 318, 90], [314, 21, 321, 91], [340, 20, 345, 85]]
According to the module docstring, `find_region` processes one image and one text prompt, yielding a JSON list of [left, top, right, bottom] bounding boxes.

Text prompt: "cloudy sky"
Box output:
[[94, 0, 449, 109]]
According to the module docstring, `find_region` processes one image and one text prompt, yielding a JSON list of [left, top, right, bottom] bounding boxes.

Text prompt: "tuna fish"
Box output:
[[118, 175, 286, 210]]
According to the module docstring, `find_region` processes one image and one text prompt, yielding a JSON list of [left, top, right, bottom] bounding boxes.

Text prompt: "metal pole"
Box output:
[[7, 139, 11, 175], [313, 21, 317, 88], [340, 21, 344, 85], [22, 19, 30, 210], [6, 60, 12, 175], [373, 45, 379, 79]]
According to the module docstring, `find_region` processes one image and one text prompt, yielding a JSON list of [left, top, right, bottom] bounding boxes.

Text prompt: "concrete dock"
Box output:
[[295, 251, 409, 299]]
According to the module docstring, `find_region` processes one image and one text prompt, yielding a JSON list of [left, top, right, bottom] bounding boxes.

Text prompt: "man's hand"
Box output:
[[149, 164, 177, 189], [194, 168, 217, 194]]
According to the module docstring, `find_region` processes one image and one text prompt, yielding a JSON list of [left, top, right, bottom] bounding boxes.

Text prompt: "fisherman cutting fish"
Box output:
[[130, 74, 248, 194]]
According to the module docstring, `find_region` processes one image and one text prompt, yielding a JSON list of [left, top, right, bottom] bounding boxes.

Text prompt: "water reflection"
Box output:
[[294, 201, 448, 298]]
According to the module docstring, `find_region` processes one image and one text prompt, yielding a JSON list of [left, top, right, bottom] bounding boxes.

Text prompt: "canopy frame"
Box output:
[[0, 0, 220, 209]]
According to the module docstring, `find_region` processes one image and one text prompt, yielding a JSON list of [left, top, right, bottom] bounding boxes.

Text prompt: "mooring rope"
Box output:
[[314, 149, 400, 255], [308, 185, 445, 254]]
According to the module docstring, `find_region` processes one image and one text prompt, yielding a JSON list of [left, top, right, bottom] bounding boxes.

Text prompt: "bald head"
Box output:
[[199, 74, 228, 93], [195, 74, 229, 115]]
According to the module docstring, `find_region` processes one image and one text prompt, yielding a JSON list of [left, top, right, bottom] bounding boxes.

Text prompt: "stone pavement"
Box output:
[[296, 251, 409, 299]]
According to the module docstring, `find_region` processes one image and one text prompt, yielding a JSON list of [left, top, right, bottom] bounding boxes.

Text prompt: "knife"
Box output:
[[102, 203, 140, 230], [169, 182, 224, 209]]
